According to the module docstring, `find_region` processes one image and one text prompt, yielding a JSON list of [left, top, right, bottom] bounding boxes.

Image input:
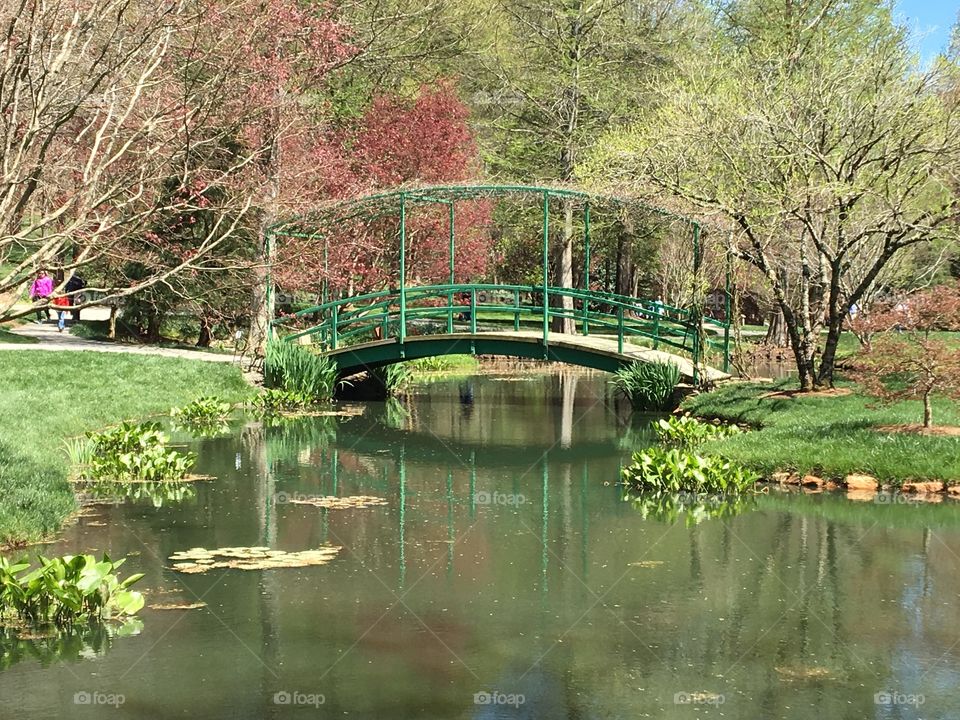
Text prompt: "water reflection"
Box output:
[[0, 620, 142, 671], [3, 371, 960, 720]]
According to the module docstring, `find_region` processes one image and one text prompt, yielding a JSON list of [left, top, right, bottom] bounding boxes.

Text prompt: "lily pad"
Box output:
[[289, 495, 388, 510], [148, 602, 207, 611], [169, 545, 341, 574]]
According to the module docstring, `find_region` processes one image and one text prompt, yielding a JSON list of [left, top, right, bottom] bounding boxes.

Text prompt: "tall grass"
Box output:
[[612, 360, 681, 411], [264, 338, 338, 401]]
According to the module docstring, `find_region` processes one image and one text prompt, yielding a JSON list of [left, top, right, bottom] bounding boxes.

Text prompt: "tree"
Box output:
[[465, 0, 685, 331], [0, 0, 266, 322], [583, 0, 960, 389], [275, 82, 493, 297], [853, 284, 960, 428]]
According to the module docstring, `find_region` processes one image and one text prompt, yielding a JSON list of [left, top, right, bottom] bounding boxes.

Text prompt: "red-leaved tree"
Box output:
[[276, 81, 493, 297], [853, 283, 960, 428]]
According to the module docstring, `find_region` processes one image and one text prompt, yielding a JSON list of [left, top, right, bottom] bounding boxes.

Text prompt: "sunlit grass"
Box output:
[[0, 351, 252, 546], [685, 380, 960, 484]]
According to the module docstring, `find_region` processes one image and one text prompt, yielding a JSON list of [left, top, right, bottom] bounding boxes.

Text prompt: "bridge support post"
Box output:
[[399, 193, 407, 343], [542, 191, 550, 347], [691, 222, 702, 386], [582, 203, 590, 336], [448, 203, 455, 335]]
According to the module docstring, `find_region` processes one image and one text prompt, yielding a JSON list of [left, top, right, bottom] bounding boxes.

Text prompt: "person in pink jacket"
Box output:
[[29, 269, 54, 323]]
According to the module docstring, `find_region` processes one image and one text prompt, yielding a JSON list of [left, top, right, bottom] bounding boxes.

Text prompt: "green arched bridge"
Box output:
[[267, 185, 732, 383]]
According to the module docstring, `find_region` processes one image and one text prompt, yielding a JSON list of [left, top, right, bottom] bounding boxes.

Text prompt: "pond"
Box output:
[[3, 370, 960, 719]]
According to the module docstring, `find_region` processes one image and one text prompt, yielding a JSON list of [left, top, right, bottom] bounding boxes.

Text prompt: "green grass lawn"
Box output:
[[0, 326, 38, 344], [684, 380, 960, 484], [0, 351, 253, 547]]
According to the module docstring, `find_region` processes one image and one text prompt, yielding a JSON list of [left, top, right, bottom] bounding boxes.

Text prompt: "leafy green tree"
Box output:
[[464, 0, 686, 329], [583, 0, 960, 389]]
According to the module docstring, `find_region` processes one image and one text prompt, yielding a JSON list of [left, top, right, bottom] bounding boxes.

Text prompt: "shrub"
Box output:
[[264, 339, 338, 402], [612, 360, 681, 411], [621, 447, 759, 494], [0, 554, 144, 628], [86, 422, 195, 482], [171, 396, 232, 436], [653, 415, 742, 446]]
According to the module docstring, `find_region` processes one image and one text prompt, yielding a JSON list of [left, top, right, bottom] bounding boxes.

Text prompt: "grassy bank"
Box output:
[[684, 380, 960, 484], [0, 326, 37, 344], [0, 351, 252, 546]]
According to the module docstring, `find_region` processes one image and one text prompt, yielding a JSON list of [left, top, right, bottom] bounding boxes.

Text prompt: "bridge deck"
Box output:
[[324, 330, 729, 383]]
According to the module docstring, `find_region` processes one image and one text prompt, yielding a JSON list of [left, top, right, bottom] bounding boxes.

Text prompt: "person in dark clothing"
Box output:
[[64, 274, 86, 322]]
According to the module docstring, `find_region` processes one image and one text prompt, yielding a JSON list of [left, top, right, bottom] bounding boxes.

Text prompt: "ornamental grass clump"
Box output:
[[612, 360, 681, 411], [264, 339, 338, 402]]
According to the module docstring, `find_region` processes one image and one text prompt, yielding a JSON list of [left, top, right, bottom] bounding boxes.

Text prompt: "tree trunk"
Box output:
[[816, 317, 845, 387], [146, 313, 162, 343], [765, 309, 789, 346], [923, 392, 932, 428]]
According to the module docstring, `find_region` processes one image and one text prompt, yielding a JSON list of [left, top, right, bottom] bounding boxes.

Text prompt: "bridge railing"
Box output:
[[272, 283, 729, 368]]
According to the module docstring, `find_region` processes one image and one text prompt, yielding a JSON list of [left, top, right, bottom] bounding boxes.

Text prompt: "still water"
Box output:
[[3, 370, 960, 719]]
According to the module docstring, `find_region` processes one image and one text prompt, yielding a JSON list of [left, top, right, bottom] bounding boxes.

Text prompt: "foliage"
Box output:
[[612, 360, 680, 411], [653, 415, 742, 446], [250, 388, 314, 414], [683, 379, 960, 483], [408, 355, 478, 373], [369, 364, 413, 396], [853, 336, 960, 429], [625, 490, 755, 527], [264, 339, 338, 401], [86, 422, 195, 482], [171, 397, 233, 437], [621, 447, 759, 495], [0, 554, 144, 628], [584, 0, 960, 389], [850, 283, 960, 428]]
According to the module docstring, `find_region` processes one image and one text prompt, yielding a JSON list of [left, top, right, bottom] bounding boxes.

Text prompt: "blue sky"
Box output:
[[895, 0, 958, 61]]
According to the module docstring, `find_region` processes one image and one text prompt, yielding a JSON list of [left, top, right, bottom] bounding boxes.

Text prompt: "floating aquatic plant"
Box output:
[[287, 495, 388, 509], [168, 546, 341, 574]]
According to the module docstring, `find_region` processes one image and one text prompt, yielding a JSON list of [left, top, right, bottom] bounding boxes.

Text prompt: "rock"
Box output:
[[801, 475, 824, 488], [845, 474, 878, 491], [846, 490, 876, 503], [900, 481, 944, 494], [824, 481, 840, 491], [946, 485, 960, 496], [770, 472, 792, 484]]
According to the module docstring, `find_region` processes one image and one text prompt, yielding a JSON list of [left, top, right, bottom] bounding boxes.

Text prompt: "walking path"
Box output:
[[0, 321, 242, 365]]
